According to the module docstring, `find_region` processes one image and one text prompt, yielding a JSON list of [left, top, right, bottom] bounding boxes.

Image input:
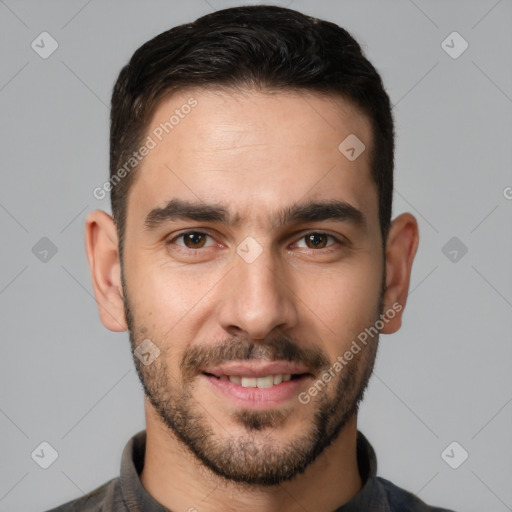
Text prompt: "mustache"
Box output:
[[180, 335, 331, 382]]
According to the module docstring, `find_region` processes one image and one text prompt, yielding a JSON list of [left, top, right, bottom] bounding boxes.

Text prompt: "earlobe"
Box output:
[[84, 210, 128, 332], [380, 212, 419, 335]]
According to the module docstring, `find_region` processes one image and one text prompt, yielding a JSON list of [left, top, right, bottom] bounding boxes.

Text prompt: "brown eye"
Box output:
[[170, 231, 214, 249], [302, 233, 332, 249], [183, 232, 207, 248]]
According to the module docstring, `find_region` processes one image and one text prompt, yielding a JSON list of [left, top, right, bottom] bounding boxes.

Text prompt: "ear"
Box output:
[[84, 210, 128, 332], [380, 212, 419, 334]]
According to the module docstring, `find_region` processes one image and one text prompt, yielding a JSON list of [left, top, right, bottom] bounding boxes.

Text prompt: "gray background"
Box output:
[[0, 1, 511, 511]]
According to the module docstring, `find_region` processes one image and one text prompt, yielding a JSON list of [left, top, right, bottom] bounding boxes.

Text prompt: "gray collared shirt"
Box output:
[[46, 430, 456, 511]]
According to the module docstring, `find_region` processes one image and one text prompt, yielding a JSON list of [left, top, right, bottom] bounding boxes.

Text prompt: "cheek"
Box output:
[[299, 257, 382, 345], [130, 253, 203, 311], [127, 257, 222, 352]]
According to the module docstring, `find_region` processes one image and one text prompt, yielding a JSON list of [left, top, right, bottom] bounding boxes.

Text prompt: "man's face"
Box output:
[[121, 88, 384, 485]]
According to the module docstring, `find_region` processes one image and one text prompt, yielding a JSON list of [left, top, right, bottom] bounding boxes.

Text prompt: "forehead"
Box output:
[[126, 87, 377, 230]]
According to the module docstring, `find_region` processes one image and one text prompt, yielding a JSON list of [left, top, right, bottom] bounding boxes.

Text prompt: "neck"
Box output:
[[140, 400, 362, 512]]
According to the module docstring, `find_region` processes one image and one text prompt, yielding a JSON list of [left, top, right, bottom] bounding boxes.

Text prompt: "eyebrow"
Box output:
[[144, 198, 366, 231]]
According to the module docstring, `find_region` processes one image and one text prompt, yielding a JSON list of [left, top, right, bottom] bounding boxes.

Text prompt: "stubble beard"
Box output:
[[121, 269, 383, 487]]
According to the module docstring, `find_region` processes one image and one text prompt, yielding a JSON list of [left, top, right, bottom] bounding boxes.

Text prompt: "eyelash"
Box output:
[[167, 230, 344, 253]]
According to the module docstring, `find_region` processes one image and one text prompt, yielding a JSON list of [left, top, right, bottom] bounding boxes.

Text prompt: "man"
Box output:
[[49, 5, 455, 511]]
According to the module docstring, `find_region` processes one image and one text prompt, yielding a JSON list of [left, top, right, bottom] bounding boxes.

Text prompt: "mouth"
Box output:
[[203, 372, 309, 388], [200, 362, 314, 409]]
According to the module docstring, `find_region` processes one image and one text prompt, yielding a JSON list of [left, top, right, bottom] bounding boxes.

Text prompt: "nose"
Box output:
[[217, 245, 299, 340]]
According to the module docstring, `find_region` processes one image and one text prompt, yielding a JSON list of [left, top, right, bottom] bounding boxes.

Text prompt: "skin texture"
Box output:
[[85, 88, 419, 512]]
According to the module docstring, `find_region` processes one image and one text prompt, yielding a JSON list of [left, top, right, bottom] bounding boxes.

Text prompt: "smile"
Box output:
[[205, 373, 296, 388]]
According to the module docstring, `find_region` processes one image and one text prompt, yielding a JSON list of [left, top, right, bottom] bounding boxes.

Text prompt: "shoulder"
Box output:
[[44, 477, 118, 512], [377, 476, 457, 512]]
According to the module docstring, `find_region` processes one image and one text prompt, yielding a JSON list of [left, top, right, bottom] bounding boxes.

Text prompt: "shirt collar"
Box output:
[[333, 430, 388, 511], [119, 429, 169, 511]]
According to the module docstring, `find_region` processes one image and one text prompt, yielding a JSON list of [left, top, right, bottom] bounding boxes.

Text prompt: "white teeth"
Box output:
[[256, 376, 274, 388], [226, 374, 293, 387], [241, 377, 257, 387], [273, 375, 283, 385]]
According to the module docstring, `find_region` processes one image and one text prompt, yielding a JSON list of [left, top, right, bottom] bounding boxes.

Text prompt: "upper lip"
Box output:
[[203, 361, 311, 378]]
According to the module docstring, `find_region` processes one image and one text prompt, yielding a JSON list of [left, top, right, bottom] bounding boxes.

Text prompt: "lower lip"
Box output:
[[202, 374, 310, 409]]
